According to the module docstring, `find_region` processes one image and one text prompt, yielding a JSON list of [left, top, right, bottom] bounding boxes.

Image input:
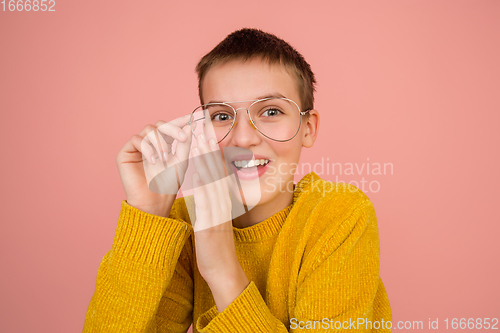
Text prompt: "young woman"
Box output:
[[84, 28, 392, 332]]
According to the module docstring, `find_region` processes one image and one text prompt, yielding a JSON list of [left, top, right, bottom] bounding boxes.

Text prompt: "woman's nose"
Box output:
[[227, 109, 261, 146]]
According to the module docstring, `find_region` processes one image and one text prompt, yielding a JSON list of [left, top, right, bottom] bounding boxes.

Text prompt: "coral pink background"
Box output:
[[1, 1, 499, 332]]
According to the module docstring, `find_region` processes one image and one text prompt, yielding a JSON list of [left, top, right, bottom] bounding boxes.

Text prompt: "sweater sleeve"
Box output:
[[194, 199, 391, 332], [83, 200, 194, 333]]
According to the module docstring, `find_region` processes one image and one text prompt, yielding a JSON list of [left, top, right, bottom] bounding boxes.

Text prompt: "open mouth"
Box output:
[[231, 159, 270, 171]]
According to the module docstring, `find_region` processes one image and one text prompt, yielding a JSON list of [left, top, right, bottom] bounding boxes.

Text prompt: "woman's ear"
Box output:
[[302, 109, 319, 148]]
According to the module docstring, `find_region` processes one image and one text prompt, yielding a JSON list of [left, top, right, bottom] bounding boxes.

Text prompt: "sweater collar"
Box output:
[[232, 172, 319, 242]]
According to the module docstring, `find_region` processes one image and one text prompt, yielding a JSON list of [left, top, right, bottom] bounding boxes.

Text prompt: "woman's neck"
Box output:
[[232, 187, 294, 229]]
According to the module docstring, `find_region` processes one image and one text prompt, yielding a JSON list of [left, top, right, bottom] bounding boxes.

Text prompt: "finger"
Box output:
[[139, 121, 184, 163], [192, 173, 209, 208], [211, 144, 230, 203], [155, 114, 192, 130], [192, 145, 214, 185], [196, 125, 222, 183], [197, 134, 228, 206], [192, 147, 220, 229], [155, 121, 189, 144], [154, 114, 192, 147], [117, 134, 157, 165], [138, 125, 166, 162], [208, 138, 226, 181], [193, 144, 229, 218], [192, 172, 212, 232], [145, 127, 169, 162], [193, 171, 230, 231], [196, 121, 230, 203], [172, 122, 194, 163], [156, 115, 197, 163], [202, 116, 225, 180]]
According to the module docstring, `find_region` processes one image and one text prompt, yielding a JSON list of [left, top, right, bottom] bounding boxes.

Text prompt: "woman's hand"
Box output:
[[116, 115, 193, 217], [191, 132, 250, 312]]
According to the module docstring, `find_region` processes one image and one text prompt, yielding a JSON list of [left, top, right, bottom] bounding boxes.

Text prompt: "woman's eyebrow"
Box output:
[[207, 93, 287, 104], [256, 93, 288, 100]]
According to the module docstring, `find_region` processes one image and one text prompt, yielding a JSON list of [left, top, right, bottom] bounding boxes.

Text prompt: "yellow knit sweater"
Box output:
[[83, 172, 391, 332]]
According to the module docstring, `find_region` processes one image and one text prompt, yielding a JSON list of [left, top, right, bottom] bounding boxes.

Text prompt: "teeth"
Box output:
[[233, 159, 269, 168]]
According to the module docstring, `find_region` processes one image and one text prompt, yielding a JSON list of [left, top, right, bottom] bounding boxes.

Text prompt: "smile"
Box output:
[[232, 159, 270, 169]]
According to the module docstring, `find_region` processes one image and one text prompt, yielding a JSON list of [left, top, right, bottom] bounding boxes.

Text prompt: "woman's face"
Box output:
[[200, 58, 316, 220]]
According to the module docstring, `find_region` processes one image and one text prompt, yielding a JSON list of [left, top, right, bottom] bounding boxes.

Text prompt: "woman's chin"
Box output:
[[228, 181, 261, 208], [227, 175, 294, 218]]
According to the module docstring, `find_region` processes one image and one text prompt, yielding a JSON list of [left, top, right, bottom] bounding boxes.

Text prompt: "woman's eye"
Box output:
[[262, 108, 282, 117], [212, 113, 233, 122]]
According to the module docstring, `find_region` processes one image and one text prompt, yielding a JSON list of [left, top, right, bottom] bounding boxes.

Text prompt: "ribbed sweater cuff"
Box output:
[[196, 281, 279, 332], [112, 200, 192, 268]]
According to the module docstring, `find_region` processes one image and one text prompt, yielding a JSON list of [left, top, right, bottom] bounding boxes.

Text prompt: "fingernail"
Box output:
[[162, 152, 167, 161], [194, 173, 200, 182], [150, 155, 156, 164], [198, 133, 206, 142], [179, 131, 187, 140], [209, 138, 217, 148], [194, 147, 200, 155]]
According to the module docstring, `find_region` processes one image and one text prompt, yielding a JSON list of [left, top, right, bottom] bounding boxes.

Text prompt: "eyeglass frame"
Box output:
[[187, 97, 311, 143]]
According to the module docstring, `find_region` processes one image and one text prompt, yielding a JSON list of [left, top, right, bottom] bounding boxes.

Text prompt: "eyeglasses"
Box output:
[[188, 97, 310, 143]]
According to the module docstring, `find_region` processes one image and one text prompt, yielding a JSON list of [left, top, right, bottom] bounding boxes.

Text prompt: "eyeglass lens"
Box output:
[[192, 99, 302, 142]]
